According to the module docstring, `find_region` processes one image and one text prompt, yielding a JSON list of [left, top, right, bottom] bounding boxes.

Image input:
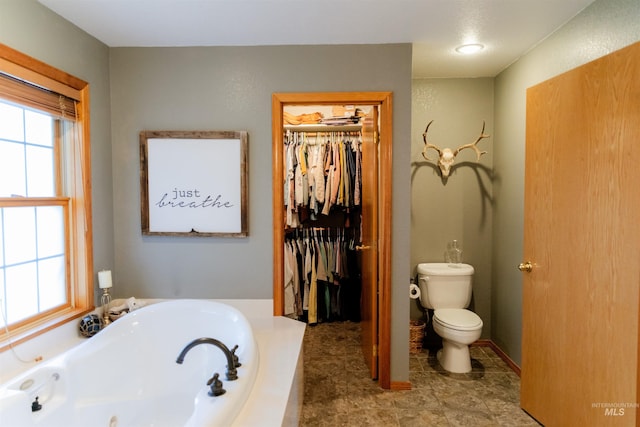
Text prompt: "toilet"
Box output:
[[416, 262, 483, 373]]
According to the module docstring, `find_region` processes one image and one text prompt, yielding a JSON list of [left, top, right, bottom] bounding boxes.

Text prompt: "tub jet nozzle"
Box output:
[[31, 397, 42, 412]]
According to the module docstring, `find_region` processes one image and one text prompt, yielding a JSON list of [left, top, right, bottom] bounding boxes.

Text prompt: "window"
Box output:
[[0, 44, 93, 350]]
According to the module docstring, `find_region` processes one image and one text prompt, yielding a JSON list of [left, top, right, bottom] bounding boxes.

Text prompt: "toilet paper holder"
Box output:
[[409, 282, 421, 299]]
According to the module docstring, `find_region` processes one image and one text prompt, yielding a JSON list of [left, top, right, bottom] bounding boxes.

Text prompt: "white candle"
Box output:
[[98, 270, 113, 289]]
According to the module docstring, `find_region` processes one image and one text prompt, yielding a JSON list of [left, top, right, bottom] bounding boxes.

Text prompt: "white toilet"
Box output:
[[416, 262, 483, 373]]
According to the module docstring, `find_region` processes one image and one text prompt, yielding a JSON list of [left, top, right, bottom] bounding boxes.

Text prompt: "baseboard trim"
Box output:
[[473, 339, 521, 376], [390, 381, 412, 391]]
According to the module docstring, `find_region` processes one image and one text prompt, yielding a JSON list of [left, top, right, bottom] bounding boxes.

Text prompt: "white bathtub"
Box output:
[[0, 300, 261, 427]]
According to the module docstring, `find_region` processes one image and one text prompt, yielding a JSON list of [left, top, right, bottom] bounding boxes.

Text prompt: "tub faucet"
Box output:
[[176, 338, 238, 381]]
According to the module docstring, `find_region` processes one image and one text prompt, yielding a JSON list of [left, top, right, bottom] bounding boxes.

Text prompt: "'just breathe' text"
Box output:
[[155, 188, 234, 209]]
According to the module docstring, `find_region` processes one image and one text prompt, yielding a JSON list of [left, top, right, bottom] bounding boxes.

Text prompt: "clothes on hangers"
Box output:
[[283, 228, 361, 324], [284, 130, 362, 227]]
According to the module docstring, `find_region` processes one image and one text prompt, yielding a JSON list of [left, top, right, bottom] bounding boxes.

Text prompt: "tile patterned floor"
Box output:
[[300, 321, 540, 426]]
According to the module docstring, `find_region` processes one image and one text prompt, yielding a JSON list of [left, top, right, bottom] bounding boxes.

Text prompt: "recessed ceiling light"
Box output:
[[455, 44, 484, 54]]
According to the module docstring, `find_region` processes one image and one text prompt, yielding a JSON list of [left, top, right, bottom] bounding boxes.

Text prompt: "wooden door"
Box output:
[[521, 42, 640, 426], [360, 106, 379, 379]]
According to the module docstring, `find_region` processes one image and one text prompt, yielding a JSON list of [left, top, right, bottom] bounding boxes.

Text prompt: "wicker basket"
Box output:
[[409, 320, 426, 354]]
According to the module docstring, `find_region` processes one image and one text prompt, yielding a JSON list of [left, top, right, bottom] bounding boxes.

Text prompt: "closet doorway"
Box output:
[[272, 92, 393, 389]]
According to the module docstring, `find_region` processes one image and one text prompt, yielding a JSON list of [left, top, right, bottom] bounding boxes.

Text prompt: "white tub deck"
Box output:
[[0, 299, 306, 427], [218, 300, 306, 427]]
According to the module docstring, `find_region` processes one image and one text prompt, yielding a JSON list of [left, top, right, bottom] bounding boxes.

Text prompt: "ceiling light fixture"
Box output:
[[455, 44, 484, 54]]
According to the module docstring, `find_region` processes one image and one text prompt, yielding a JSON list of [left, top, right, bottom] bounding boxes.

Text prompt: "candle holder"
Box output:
[[101, 287, 112, 325], [98, 270, 113, 326]]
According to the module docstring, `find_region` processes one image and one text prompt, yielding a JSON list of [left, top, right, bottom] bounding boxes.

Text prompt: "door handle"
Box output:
[[355, 245, 371, 251], [518, 261, 533, 273]]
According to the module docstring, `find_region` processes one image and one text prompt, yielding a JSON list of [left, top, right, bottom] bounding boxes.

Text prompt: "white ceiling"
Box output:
[[38, 0, 596, 78]]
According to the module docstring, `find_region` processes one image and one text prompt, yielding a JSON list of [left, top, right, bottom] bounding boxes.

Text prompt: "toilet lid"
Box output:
[[434, 309, 483, 331]]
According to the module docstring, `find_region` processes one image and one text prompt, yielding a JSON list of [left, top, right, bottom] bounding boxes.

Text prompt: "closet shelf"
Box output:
[[284, 124, 362, 133]]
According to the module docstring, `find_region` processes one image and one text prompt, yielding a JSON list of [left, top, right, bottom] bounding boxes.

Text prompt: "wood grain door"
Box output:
[[360, 106, 379, 379], [520, 42, 640, 426]]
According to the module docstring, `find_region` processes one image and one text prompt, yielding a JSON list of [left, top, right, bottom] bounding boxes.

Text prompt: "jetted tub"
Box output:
[[0, 299, 259, 427]]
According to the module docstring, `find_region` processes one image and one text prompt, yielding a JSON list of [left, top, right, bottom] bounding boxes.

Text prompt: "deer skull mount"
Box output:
[[421, 120, 489, 178]]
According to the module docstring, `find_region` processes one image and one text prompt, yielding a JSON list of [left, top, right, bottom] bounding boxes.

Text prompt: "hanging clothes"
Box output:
[[283, 130, 362, 228], [284, 228, 361, 324], [283, 127, 364, 325]]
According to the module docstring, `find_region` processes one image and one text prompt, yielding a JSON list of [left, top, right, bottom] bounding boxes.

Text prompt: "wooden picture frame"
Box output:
[[140, 130, 248, 237]]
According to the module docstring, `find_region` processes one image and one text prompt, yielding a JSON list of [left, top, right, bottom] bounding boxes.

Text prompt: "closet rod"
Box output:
[[284, 124, 362, 133]]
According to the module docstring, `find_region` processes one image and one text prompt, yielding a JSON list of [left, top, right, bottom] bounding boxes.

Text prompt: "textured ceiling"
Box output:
[[38, 0, 596, 78]]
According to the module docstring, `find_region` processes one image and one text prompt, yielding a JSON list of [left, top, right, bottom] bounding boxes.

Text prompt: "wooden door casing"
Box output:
[[271, 92, 393, 389]]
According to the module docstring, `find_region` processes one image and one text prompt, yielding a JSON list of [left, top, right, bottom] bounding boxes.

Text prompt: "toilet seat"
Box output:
[[434, 308, 482, 331]]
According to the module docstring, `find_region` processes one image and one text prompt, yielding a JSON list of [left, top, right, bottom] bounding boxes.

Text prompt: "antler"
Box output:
[[453, 121, 489, 161], [419, 120, 490, 178], [421, 120, 441, 161]]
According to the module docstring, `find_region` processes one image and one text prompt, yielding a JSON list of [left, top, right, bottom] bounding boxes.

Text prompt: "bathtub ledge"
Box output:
[[0, 299, 306, 427], [217, 300, 306, 427]]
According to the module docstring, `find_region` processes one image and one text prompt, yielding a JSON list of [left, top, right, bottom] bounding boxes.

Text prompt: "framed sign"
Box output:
[[140, 130, 248, 237]]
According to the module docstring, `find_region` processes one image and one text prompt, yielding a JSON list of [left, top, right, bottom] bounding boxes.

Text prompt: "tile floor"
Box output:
[[300, 321, 540, 426]]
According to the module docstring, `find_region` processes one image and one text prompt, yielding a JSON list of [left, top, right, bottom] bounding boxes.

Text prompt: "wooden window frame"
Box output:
[[0, 43, 94, 352]]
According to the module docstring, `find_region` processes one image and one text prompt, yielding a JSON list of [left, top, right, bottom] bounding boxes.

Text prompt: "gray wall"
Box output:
[[410, 78, 494, 338], [491, 0, 640, 364], [109, 45, 413, 381], [0, 0, 114, 306]]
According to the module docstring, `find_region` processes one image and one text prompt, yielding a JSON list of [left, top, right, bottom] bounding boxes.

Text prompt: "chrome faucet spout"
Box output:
[[176, 337, 238, 381]]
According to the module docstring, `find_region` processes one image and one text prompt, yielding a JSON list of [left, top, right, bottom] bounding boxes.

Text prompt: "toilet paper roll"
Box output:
[[409, 283, 421, 300]]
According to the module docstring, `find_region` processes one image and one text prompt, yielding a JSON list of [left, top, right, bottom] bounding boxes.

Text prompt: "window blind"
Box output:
[[0, 71, 77, 120]]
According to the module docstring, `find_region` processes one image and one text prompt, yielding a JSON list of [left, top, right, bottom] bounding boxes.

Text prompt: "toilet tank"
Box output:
[[416, 263, 474, 309]]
